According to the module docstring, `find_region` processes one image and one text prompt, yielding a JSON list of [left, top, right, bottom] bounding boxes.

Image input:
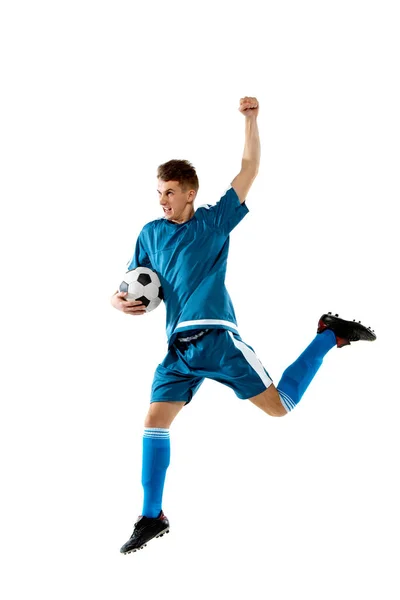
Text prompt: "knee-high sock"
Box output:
[[141, 428, 170, 518], [277, 329, 336, 412]]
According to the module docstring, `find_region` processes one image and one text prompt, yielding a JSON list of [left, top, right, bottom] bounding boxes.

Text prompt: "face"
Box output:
[[157, 179, 196, 224]]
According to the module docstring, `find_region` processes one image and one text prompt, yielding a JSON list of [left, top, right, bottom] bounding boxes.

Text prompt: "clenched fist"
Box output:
[[239, 96, 259, 118]]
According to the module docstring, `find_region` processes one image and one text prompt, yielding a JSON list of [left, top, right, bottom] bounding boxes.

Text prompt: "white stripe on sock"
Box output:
[[277, 390, 295, 412], [144, 428, 169, 432], [144, 428, 170, 439]]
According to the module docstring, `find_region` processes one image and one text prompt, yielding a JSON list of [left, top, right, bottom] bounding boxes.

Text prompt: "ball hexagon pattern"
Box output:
[[119, 267, 163, 313]]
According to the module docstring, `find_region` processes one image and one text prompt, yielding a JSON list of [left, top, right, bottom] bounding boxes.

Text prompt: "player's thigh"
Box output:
[[144, 401, 186, 428], [248, 384, 287, 417]]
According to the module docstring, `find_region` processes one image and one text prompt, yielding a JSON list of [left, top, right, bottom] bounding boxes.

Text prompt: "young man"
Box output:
[[111, 96, 376, 554]]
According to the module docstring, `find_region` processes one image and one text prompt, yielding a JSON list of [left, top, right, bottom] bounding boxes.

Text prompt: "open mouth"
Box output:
[[163, 207, 172, 214]]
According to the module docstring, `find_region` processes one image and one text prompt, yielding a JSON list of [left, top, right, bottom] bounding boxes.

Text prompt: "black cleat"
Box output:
[[120, 511, 170, 554], [317, 312, 377, 348]]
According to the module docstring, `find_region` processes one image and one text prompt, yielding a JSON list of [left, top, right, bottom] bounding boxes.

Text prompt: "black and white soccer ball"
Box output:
[[119, 267, 163, 313]]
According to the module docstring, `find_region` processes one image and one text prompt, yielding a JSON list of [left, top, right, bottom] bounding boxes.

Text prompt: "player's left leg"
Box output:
[[248, 327, 336, 416], [249, 313, 376, 416], [248, 383, 287, 416]]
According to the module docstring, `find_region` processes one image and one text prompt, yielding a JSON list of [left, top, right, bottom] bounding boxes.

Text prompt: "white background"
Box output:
[[1, 0, 399, 598]]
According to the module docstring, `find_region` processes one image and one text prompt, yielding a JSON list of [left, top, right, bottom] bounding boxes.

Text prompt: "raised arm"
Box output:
[[231, 96, 260, 204]]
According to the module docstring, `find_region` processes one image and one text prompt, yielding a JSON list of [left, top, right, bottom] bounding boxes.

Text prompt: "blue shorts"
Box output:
[[151, 328, 273, 405]]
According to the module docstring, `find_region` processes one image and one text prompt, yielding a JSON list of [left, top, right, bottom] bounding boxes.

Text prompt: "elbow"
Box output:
[[241, 160, 259, 177]]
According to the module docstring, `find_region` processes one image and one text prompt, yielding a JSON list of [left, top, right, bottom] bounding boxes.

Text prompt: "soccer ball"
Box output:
[[119, 267, 163, 312]]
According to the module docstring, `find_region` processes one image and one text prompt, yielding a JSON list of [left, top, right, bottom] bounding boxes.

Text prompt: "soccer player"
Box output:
[[111, 96, 376, 554]]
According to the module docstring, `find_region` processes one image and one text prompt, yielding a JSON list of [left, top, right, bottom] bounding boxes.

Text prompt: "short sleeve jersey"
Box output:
[[127, 186, 249, 348]]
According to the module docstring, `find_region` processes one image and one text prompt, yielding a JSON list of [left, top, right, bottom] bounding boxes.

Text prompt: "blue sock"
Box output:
[[141, 428, 170, 518], [277, 329, 336, 412]]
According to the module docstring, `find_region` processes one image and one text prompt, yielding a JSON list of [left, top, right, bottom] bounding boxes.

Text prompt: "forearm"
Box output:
[[241, 117, 260, 173]]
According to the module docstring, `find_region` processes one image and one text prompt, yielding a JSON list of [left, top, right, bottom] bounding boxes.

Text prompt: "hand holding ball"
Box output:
[[119, 267, 163, 313]]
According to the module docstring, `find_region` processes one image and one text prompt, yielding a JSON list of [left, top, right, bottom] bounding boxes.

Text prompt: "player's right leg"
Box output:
[[144, 399, 186, 428], [120, 400, 185, 555]]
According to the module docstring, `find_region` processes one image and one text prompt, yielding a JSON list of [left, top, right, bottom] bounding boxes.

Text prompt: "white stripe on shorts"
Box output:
[[228, 331, 272, 394]]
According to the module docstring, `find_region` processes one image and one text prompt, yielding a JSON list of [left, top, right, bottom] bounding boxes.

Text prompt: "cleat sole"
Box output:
[[156, 528, 170, 539], [121, 529, 169, 554], [318, 313, 377, 346]]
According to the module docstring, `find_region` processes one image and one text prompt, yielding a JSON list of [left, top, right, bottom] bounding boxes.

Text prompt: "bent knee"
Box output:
[[144, 400, 185, 428], [248, 386, 288, 417], [266, 406, 288, 417]]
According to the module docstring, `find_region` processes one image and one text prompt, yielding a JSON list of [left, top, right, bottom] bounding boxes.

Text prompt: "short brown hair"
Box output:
[[157, 159, 199, 193]]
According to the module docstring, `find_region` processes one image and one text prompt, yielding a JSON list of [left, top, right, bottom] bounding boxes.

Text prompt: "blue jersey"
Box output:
[[127, 186, 249, 348]]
